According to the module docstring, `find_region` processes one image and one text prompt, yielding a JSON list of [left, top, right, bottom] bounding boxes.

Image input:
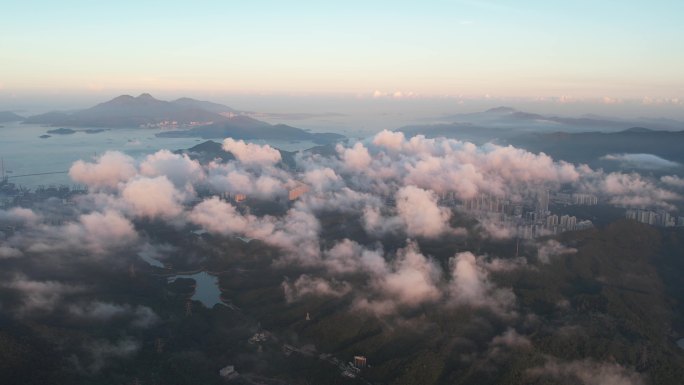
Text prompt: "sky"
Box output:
[[2, 1, 683, 99]]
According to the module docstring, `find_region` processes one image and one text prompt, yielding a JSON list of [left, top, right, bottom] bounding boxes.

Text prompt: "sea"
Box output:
[[0, 122, 319, 188]]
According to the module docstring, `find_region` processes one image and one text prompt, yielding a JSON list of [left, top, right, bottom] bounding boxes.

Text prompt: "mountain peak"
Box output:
[[623, 127, 654, 133], [109, 94, 135, 103], [136, 93, 157, 101], [485, 106, 517, 114]]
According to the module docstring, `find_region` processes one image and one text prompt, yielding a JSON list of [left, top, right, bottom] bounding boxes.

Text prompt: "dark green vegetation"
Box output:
[[2, 208, 684, 384]]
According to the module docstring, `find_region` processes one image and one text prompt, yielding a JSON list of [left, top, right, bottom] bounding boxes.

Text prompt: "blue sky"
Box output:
[[2, 0, 683, 99]]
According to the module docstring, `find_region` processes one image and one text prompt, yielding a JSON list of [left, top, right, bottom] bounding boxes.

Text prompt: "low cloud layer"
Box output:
[[527, 358, 646, 385], [601, 153, 680, 170]]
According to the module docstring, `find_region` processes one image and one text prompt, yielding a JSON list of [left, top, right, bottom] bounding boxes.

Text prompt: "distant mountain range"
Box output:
[[506, 127, 684, 168], [157, 116, 344, 144], [0, 111, 24, 122], [399, 107, 684, 144], [439, 106, 684, 132], [21, 93, 344, 144], [23, 93, 230, 127], [397, 107, 684, 170]]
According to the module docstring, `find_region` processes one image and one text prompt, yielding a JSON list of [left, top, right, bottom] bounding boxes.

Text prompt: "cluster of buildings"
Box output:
[[317, 353, 368, 379], [457, 190, 593, 239], [626, 209, 684, 227], [139, 120, 214, 129]]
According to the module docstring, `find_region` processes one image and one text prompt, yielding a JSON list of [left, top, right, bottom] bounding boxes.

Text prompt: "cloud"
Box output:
[[69, 151, 137, 189], [282, 275, 351, 303], [22, 210, 138, 256], [337, 142, 372, 171], [222, 138, 281, 166], [5, 275, 83, 315], [527, 358, 645, 385], [188, 196, 253, 235], [661, 175, 684, 188], [121, 176, 185, 218], [601, 153, 680, 170], [0, 207, 40, 226], [69, 301, 159, 328], [537, 240, 576, 264], [581, 172, 680, 209], [322, 238, 386, 275], [449, 252, 515, 313], [0, 246, 22, 258], [372, 242, 442, 308], [395, 185, 452, 238], [189, 197, 320, 264], [139, 149, 204, 186], [85, 337, 140, 372], [490, 328, 531, 348], [372, 129, 405, 151]]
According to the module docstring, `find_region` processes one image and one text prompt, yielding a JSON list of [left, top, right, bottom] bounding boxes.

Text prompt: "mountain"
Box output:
[[0, 111, 24, 122], [24, 93, 228, 127], [176, 140, 298, 168], [506, 127, 684, 168], [170, 97, 235, 114], [157, 116, 344, 144], [435, 106, 684, 133], [397, 122, 513, 144]]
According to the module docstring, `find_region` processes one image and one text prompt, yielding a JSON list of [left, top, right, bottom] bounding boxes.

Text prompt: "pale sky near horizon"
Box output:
[[2, 0, 684, 100]]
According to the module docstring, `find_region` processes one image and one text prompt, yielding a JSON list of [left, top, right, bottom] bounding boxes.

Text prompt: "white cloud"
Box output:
[[222, 138, 281, 166]]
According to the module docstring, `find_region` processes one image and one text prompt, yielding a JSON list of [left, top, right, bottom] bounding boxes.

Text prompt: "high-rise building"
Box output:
[[536, 189, 550, 214], [353, 356, 367, 369]]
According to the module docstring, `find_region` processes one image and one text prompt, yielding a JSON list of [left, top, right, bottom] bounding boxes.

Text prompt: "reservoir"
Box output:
[[168, 271, 223, 308]]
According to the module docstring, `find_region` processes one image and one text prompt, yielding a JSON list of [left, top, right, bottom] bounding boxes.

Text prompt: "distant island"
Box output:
[[22, 93, 345, 144], [23, 93, 231, 128], [46, 127, 76, 135], [157, 115, 344, 144], [0, 111, 24, 122]]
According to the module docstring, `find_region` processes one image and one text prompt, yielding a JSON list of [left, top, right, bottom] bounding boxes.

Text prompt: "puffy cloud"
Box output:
[[222, 138, 281, 166], [661, 175, 684, 188], [282, 275, 351, 302], [22, 210, 138, 256], [601, 153, 680, 169], [372, 129, 405, 151], [582, 172, 680, 209], [121, 176, 185, 218], [302, 167, 342, 192], [362, 205, 404, 236], [490, 328, 531, 348], [5, 275, 82, 315], [69, 151, 137, 189], [322, 239, 386, 275], [0, 246, 22, 258], [0, 207, 40, 226], [449, 252, 515, 313], [527, 358, 645, 385], [189, 197, 320, 264], [206, 162, 287, 199], [338, 142, 372, 171], [188, 196, 252, 235], [68, 210, 138, 252], [537, 240, 577, 264], [372, 242, 442, 307], [395, 186, 451, 238], [139, 149, 204, 186]]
